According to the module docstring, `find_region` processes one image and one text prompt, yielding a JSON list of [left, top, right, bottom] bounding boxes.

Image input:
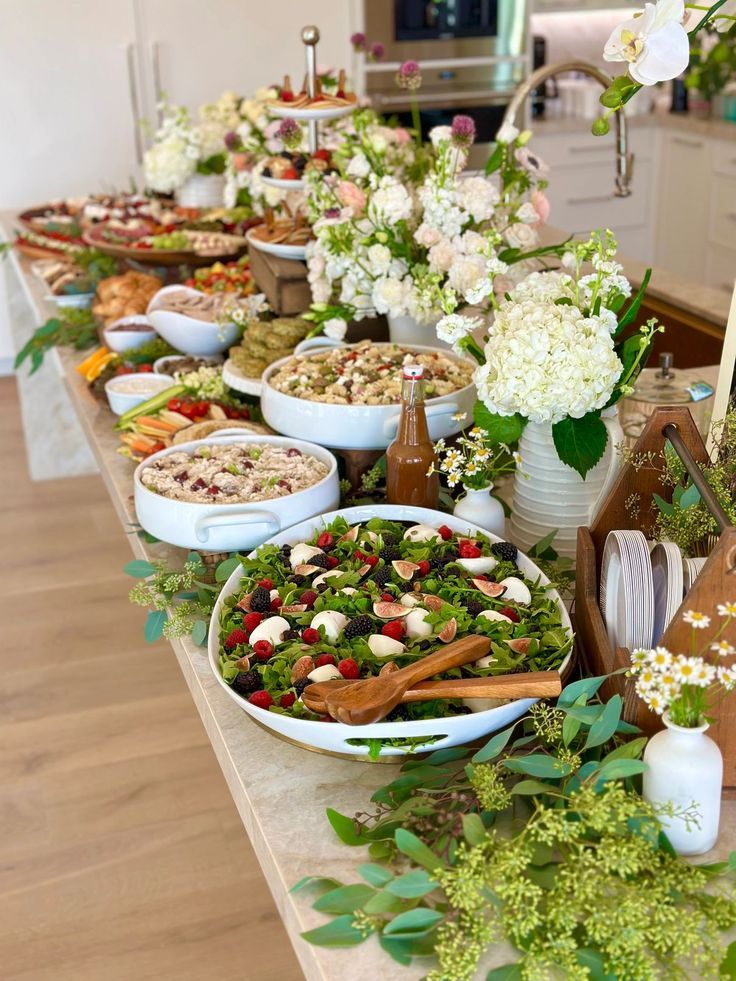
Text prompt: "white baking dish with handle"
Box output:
[[134, 431, 340, 552], [260, 343, 476, 450], [208, 505, 573, 759]]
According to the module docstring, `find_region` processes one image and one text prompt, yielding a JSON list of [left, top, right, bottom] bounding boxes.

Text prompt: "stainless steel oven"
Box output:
[[362, 0, 529, 162]]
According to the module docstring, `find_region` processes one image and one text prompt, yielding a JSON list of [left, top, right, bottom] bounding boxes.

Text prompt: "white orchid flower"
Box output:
[[603, 0, 690, 86]]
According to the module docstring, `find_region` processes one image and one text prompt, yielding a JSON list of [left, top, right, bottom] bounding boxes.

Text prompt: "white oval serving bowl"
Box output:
[[208, 504, 573, 759], [134, 431, 340, 551], [153, 353, 225, 375], [102, 315, 158, 354], [105, 372, 175, 416], [260, 343, 477, 450], [146, 284, 241, 356]]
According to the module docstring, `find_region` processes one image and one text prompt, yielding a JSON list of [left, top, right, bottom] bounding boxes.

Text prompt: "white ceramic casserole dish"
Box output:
[[134, 431, 340, 551], [146, 284, 241, 356], [260, 341, 477, 450], [208, 504, 573, 759]]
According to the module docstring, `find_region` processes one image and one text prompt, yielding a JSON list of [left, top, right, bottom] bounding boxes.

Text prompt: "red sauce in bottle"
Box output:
[[386, 365, 439, 509]]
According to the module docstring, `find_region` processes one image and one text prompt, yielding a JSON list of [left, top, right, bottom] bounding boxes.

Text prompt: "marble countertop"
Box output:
[[7, 248, 736, 978]]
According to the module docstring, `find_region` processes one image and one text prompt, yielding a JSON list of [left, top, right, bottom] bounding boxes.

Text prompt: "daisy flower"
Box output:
[[637, 667, 658, 690], [711, 640, 736, 657], [643, 689, 667, 715], [465, 460, 479, 476], [630, 648, 650, 667], [717, 602, 736, 617], [426, 463, 436, 477], [650, 646, 672, 670], [451, 413, 467, 424], [683, 610, 711, 629], [443, 449, 462, 470], [693, 662, 716, 688], [673, 656, 702, 684], [475, 447, 490, 461], [447, 472, 460, 488], [718, 665, 736, 691], [513, 451, 523, 467], [434, 438, 446, 452]]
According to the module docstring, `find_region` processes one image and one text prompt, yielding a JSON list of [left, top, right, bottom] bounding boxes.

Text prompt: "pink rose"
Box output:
[[335, 180, 366, 213], [394, 127, 411, 144], [531, 190, 550, 227], [232, 154, 248, 172]]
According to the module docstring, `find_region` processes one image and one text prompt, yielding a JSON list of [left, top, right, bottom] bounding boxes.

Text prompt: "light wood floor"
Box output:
[[0, 377, 302, 981]]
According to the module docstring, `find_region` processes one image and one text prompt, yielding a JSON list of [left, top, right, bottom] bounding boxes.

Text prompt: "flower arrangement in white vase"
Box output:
[[429, 425, 518, 536], [303, 110, 556, 343], [629, 601, 736, 855], [443, 231, 661, 557], [143, 92, 240, 202]]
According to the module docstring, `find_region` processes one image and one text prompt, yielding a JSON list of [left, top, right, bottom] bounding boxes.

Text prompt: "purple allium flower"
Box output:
[[396, 59, 422, 90], [369, 41, 385, 62], [224, 130, 240, 151], [350, 32, 366, 51], [451, 114, 476, 149], [276, 117, 302, 150]]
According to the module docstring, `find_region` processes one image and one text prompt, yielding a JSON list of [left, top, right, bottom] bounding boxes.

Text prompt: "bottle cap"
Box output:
[[402, 365, 424, 380]]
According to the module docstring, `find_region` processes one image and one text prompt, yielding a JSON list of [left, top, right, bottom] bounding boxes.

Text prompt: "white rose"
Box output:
[[428, 239, 457, 274], [505, 223, 539, 250], [516, 202, 541, 225], [448, 254, 487, 299], [324, 317, 348, 340], [495, 122, 519, 144], [346, 152, 371, 179], [366, 243, 392, 276], [415, 223, 442, 248], [456, 177, 499, 223], [429, 125, 453, 147], [372, 276, 410, 317]]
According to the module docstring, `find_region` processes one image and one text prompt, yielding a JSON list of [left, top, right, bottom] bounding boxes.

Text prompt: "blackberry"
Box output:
[[282, 629, 300, 641], [374, 566, 393, 588], [379, 544, 401, 562], [466, 599, 485, 617], [491, 541, 518, 563], [417, 639, 432, 651], [250, 586, 271, 613], [294, 678, 311, 697], [232, 669, 261, 696], [281, 544, 292, 557], [317, 582, 330, 593], [381, 532, 399, 545], [344, 614, 373, 639], [431, 555, 453, 570], [399, 581, 414, 593], [290, 574, 306, 587], [309, 553, 330, 570]]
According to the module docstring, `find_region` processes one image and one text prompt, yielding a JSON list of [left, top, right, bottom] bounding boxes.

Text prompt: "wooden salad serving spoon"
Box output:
[[301, 671, 562, 717], [320, 636, 497, 726]]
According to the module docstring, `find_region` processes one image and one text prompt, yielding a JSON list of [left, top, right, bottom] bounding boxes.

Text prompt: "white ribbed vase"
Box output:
[[509, 408, 624, 560], [643, 714, 722, 856], [176, 173, 225, 208]]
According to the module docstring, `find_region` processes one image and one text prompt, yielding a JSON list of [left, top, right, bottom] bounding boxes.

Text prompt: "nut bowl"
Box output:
[[146, 285, 241, 356], [208, 505, 573, 759], [260, 342, 477, 450], [134, 431, 340, 551]]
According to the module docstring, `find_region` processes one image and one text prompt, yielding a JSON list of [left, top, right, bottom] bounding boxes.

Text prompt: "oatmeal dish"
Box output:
[[267, 342, 473, 406], [140, 443, 330, 504]]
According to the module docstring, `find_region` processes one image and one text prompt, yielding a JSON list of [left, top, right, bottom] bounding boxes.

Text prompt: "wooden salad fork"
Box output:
[[320, 636, 490, 726], [301, 671, 562, 716]]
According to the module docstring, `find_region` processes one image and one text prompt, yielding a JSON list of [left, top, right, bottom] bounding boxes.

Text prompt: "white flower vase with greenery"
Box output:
[[442, 232, 661, 559], [630, 603, 736, 855]]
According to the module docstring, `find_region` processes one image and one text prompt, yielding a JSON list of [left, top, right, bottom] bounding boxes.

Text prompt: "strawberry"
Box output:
[[499, 607, 521, 623], [381, 621, 405, 641], [249, 690, 273, 709], [381, 592, 394, 603], [313, 148, 330, 161], [438, 525, 453, 541], [302, 627, 320, 645], [243, 612, 263, 633], [282, 167, 299, 180], [300, 590, 318, 608], [317, 532, 334, 549], [253, 640, 274, 661], [338, 658, 360, 679], [417, 560, 431, 576], [315, 653, 337, 667], [279, 692, 297, 709]]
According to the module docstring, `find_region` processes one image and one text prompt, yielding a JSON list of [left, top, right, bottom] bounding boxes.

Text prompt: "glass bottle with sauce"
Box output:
[[386, 365, 439, 509]]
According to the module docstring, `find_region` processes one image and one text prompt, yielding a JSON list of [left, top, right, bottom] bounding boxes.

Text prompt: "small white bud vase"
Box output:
[[176, 173, 225, 208], [643, 713, 723, 856], [453, 484, 506, 537]]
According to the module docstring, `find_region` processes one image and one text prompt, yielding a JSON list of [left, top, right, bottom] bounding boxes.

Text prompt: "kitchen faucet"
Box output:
[[501, 61, 634, 197]]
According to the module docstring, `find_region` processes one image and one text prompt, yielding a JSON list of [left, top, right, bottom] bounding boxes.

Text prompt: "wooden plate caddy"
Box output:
[[576, 406, 736, 786]]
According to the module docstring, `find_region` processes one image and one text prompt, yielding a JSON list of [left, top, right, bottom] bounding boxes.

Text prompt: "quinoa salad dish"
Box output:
[[266, 342, 474, 405], [139, 442, 330, 504]]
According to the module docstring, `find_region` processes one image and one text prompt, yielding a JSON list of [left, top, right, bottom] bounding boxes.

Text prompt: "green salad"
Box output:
[[217, 516, 573, 723]]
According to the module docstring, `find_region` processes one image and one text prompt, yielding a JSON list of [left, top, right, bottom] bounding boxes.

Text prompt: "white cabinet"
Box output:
[[135, 0, 353, 117], [654, 131, 710, 281], [0, 1, 142, 206]]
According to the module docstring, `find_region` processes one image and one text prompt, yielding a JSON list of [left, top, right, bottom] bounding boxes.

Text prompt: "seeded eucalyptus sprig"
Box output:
[[296, 676, 736, 979]]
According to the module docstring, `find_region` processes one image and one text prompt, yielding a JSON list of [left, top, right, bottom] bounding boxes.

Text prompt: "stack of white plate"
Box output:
[[601, 533, 710, 650]]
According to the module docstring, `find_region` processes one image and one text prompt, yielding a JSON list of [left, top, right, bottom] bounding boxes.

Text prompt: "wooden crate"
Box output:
[[575, 406, 736, 783], [247, 245, 311, 316]]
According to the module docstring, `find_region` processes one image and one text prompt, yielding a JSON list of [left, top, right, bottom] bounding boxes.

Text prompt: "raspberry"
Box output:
[[354, 550, 366, 562], [270, 596, 282, 611], [491, 542, 518, 563], [381, 621, 405, 641], [253, 640, 274, 661], [302, 627, 320, 645], [315, 653, 336, 667], [499, 607, 521, 623], [225, 628, 249, 650], [338, 658, 360, 679], [250, 586, 271, 613], [438, 525, 453, 541], [243, 612, 263, 633], [459, 542, 482, 559], [417, 560, 431, 576], [364, 555, 379, 567], [344, 615, 373, 639], [258, 578, 274, 590], [327, 555, 339, 568], [381, 592, 394, 603], [248, 690, 273, 710], [316, 532, 334, 548], [280, 692, 297, 709], [300, 590, 318, 608]]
